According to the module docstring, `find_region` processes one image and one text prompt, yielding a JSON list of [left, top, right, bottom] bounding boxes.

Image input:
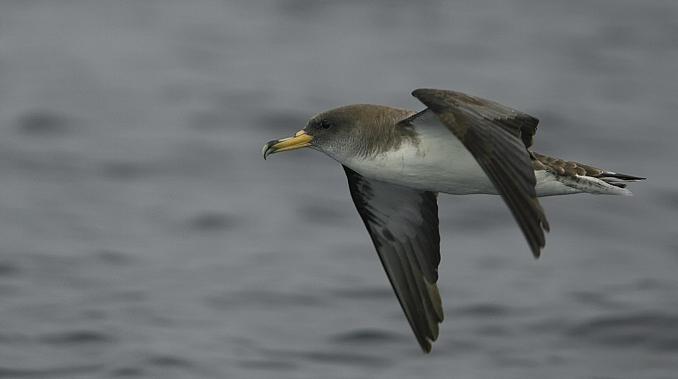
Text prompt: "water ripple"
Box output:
[[205, 290, 326, 309], [567, 312, 678, 351], [452, 303, 512, 318], [330, 287, 393, 300], [236, 359, 298, 371], [262, 348, 392, 368], [0, 364, 102, 378], [145, 355, 195, 369], [186, 212, 241, 232], [14, 110, 75, 137], [39, 330, 115, 345], [330, 328, 404, 344]]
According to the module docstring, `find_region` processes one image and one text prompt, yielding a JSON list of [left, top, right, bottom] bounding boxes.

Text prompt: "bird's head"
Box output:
[[262, 104, 414, 161]]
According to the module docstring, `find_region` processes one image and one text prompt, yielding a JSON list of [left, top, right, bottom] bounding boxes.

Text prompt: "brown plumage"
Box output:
[[532, 152, 645, 187], [310, 105, 418, 158]]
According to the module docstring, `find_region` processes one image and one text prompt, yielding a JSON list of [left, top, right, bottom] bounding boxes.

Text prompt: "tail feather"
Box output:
[[598, 171, 646, 189], [555, 174, 634, 196], [532, 152, 645, 196], [598, 172, 646, 182], [605, 181, 628, 189]]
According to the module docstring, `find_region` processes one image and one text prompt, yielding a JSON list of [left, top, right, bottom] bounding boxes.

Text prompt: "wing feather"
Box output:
[[343, 166, 443, 352], [411, 88, 549, 257]]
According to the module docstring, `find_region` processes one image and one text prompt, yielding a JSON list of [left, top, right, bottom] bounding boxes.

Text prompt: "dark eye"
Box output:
[[317, 119, 332, 129]]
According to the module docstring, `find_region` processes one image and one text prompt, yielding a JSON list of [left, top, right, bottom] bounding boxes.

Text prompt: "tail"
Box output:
[[595, 171, 645, 189], [532, 152, 645, 196]]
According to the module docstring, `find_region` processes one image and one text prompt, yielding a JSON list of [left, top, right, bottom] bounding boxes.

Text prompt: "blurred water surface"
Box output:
[[0, 1, 677, 378]]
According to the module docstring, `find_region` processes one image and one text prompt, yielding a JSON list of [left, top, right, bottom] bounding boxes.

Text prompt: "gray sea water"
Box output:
[[0, 1, 676, 378]]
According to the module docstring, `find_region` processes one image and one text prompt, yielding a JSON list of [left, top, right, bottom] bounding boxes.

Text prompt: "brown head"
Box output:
[[262, 104, 416, 162]]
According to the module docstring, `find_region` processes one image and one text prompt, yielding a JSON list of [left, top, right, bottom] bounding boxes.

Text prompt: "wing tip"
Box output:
[[411, 88, 449, 103], [416, 335, 436, 353], [420, 340, 433, 354], [411, 88, 453, 115], [530, 224, 549, 259], [411, 88, 431, 98], [411, 88, 461, 98], [532, 246, 543, 259]]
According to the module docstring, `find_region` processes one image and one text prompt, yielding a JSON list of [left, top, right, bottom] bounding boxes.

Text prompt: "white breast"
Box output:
[[341, 124, 498, 195]]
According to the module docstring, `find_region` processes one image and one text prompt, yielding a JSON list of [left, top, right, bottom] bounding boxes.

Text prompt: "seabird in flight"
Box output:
[[262, 88, 644, 352]]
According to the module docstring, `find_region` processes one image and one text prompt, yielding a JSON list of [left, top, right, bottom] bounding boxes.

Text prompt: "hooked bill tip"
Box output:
[[261, 140, 277, 160]]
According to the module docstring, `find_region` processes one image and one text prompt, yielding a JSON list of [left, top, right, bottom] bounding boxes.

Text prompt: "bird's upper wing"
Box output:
[[409, 88, 540, 148], [410, 88, 549, 257], [343, 165, 443, 353]]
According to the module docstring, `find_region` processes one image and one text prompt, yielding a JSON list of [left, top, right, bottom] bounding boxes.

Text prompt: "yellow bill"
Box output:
[[262, 130, 313, 159]]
